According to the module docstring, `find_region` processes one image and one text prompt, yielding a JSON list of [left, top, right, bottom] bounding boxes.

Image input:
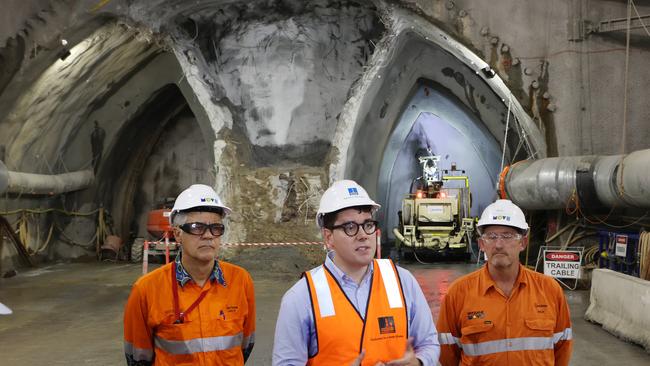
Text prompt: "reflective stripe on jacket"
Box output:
[[305, 258, 408, 366], [436, 264, 572, 366], [123, 261, 255, 365]]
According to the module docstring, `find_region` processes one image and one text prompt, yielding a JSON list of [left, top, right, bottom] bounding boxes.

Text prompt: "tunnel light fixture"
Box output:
[[59, 38, 71, 61]]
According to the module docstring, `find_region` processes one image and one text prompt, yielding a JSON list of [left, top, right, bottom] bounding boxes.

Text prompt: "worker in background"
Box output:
[[273, 179, 440, 366], [90, 120, 105, 174], [123, 184, 255, 365], [437, 199, 572, 365]]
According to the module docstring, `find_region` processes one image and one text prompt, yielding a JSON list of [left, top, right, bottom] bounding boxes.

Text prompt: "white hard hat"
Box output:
[[316, 179, 380, 227], [170, 184, 231, 224], [477, 199, 528, 233]]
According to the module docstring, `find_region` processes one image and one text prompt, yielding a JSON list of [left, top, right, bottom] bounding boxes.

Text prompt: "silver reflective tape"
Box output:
[[553, 327, 572, 343], [124, 341, 154, 361], [376, 259, 403, 309], [461, 336, 554, 356], [242, 333, 255, 348], [155, 332, 243, 355], [311, 266, 335, 317], [439, 332, 461, 346]]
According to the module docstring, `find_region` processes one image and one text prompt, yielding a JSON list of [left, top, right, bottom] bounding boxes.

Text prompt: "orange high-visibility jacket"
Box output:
[[304, 259, 408, 366], [437, 264, 572, 366], [123, 261, 255, 365]]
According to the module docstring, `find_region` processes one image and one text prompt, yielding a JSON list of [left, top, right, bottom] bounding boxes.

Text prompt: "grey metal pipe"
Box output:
[[0, 160, 94, 195], [501, 149, 650, 210]]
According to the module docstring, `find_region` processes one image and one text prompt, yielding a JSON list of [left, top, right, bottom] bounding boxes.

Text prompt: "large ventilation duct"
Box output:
[[501, 149, 650, 210], [0, 161, 94, 195]]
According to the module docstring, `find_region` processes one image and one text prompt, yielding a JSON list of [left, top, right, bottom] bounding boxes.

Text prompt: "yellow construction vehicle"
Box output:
[[393, 150, 475, 259]]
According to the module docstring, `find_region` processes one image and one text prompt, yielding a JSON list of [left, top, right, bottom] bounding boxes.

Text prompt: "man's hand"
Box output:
[[350, 350, 365, 366], [384, 338, 422, 366]]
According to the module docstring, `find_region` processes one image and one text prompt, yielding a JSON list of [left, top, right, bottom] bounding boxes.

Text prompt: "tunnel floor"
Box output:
[[0, 260, 648, 365]]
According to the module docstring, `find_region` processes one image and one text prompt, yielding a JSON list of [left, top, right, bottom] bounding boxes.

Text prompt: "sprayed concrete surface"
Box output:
[[1, 260, 649, 365]]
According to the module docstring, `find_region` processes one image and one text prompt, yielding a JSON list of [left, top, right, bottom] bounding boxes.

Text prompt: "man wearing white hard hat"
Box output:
[[273, 180, 440, 366], [437, 199, 572, 366], [124, 184, 255, 366]]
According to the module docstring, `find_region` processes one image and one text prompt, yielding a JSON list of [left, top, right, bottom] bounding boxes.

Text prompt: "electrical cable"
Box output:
[[640, 231, 650, 280], [498, 95, 512, 187], [4, 207, 110, 254]]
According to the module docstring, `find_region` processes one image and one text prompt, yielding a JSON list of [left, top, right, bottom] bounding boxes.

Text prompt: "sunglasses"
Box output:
[[179, 222, 225, 237]]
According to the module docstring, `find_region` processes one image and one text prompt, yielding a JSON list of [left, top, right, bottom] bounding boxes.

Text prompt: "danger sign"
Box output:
[[615, 235, 628, 257], [543, 250, 581, 279]]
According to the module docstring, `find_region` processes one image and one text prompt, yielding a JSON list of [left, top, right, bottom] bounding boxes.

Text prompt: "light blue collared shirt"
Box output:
[[272, 252, 440, 365]]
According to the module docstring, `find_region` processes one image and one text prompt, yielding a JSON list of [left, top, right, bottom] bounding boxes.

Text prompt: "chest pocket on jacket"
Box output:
[[461, 322, 494, 343], [525, 318, 555, 337]]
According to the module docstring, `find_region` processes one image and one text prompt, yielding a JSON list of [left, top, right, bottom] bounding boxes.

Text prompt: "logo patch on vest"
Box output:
[[467, 311, 485, 320], [378, 316, 396, 334]]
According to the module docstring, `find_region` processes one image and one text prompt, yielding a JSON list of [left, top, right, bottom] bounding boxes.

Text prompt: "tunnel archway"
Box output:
[[378, 81, 503, 239], [330, 16, 546, 244], [95, 84, 214, 242]]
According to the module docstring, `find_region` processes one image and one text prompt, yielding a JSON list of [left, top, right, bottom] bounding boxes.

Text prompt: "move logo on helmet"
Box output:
[[200, 197, 218, 203], [347, 187, 359, 196], [492, 215, 511, 221]]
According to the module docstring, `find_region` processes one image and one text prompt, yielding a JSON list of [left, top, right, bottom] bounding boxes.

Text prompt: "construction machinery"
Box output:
[[393, 149, 476, 259], [131, 198, 180, 268]]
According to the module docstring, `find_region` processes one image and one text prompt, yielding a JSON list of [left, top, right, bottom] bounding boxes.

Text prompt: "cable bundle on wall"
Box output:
[[0, 207, 111, 257], [640, 231, 650, 281]]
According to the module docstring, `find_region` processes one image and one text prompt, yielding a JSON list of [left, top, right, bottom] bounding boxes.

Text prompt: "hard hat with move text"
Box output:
[[170, 184, 231, 224], [477, 199, 528, 233], [316, 180, 380, 228]]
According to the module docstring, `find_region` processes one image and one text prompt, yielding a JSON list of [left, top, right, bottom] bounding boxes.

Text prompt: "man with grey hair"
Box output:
[[437, 199, 572, 365], [123, 184, 256, 365]]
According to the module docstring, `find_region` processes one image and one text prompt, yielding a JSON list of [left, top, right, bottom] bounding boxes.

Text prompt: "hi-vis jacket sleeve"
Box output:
[[123, 283, 154, 366], [553, 285, 573, 366], [436, 286, 461, 366], [242, 272, 256, 361]]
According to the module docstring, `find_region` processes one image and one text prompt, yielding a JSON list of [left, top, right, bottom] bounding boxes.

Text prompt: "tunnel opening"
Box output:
[[96, 84, 213, 248], [378, 80, 504, 246]]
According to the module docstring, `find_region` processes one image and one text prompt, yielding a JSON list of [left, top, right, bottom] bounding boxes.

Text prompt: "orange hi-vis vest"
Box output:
[[124, 261, 255, 366], [304, 259, 408, 366]]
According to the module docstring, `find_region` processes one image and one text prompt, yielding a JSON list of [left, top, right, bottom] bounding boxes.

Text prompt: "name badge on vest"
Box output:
[[378, 316, 396, 334]]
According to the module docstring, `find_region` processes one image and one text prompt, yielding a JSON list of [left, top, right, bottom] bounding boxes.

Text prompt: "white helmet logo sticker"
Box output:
[[347, 188, 358, 196], [492, 215, 511, 221], [201, 197, 218, 203]]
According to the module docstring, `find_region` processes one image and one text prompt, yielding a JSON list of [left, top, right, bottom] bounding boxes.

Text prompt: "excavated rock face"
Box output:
[[178, 0, 383, 164]]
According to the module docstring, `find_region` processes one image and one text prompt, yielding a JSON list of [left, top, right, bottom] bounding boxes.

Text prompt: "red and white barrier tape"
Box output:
[[222, 241, 323, 247]]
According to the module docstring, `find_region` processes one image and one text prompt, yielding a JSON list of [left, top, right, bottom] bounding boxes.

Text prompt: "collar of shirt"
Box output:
[[324, 251, 374, 286], [174, 252, 226, 288], [479, 263, 528, 296]]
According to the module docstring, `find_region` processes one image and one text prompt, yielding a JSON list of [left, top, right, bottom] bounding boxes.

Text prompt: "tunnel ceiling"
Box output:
[[0, 20, 164, 172]]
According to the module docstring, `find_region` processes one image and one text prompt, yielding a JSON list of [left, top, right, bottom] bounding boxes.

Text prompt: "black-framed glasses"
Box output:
[[480, 232, 522, 244], [329, 220, 378, 237], [179, 222, 225, 237]]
